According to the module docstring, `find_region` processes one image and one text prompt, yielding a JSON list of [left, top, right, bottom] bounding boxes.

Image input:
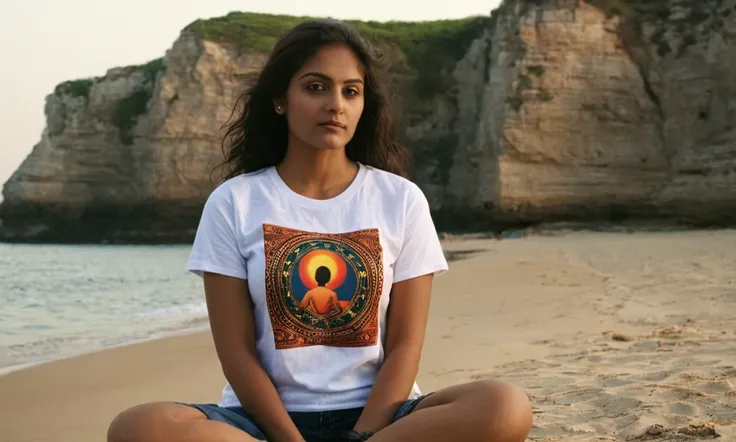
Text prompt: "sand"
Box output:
[[1, 229, 735, 441]]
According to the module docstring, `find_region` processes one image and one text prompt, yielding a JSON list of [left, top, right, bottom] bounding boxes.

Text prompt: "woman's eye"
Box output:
[[307, 83, 325, 92], [345, 88, 360, 96]]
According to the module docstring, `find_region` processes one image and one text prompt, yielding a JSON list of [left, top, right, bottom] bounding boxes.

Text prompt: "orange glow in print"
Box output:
[[298, 249, 347, 290]]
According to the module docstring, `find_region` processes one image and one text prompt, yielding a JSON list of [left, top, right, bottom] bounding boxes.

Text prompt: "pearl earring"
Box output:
[[276, 105, 283, 114]]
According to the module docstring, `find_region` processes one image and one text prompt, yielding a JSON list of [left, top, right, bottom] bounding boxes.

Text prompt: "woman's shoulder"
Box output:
[[211, 168, 271, 193], [362, 165, 423, 196], [203, 167, 272, 206], [362, 165, 428, 206]]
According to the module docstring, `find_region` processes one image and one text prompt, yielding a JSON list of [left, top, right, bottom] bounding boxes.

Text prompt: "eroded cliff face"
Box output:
[[490, 0, 736, 225], [2, 0, 736, 242], [418, 0, 736, 228], [0, 33, 268, 241]]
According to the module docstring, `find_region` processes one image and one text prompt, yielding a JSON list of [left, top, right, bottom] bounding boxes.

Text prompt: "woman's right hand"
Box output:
[[204, 272, 306, 442]]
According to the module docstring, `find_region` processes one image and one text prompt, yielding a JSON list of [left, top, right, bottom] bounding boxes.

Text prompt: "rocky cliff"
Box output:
[[2, 0, 736, 243], [428, 0, 736, 229]]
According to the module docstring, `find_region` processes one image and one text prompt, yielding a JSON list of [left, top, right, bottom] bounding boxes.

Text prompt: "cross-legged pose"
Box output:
[[107, 18, 533, 442]]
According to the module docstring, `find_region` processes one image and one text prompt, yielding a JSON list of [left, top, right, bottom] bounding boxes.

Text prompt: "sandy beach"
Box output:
[[2, 229, 735, 442]]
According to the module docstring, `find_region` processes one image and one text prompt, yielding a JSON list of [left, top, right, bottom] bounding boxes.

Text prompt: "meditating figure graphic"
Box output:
[[298, 266, 343, 316]]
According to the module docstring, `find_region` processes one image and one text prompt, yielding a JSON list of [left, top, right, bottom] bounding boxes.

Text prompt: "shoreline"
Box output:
[[0, 323, 211, 378]]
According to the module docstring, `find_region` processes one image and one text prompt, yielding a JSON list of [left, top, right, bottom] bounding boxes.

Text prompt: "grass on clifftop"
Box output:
[[185, 12, 490, 97], [185, 12, 309, 53], [54, 78, 98, 99]]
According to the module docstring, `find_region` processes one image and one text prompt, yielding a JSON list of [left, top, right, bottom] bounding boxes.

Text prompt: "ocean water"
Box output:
[[0, 243, 209, 374]]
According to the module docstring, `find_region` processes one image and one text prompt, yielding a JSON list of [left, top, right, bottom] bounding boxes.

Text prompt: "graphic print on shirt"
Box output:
[[262, 224, 384, 350]]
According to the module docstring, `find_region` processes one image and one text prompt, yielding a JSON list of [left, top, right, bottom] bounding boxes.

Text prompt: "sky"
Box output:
[[0, 0, 502, 191]]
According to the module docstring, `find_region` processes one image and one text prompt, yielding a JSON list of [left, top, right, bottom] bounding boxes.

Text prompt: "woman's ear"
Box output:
[[273, 98, 286, 115]]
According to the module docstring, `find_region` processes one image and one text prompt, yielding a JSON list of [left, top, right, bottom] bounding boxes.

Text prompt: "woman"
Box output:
[[107, 19, 532, 442]]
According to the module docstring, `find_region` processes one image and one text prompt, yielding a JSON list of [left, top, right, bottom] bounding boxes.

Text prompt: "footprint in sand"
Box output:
[[664, 402, 698, 416]]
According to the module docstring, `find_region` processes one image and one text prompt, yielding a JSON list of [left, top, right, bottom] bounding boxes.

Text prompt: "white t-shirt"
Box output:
[[187, 163, 448, 412]]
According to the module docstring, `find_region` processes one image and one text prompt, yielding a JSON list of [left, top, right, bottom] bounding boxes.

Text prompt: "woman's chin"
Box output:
[[309, 137, 349, 151]]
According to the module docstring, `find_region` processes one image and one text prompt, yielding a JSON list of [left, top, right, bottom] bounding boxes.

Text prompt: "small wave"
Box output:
[[1, 302, 211, 376], [133, 302, 208, 321], [0, 321, 211, 377], [0, 361, 43, 376]]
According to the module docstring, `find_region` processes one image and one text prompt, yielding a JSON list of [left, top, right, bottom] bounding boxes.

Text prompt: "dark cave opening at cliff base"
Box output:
[[0, 201, 205, 244], [428, 200, 736, 238]]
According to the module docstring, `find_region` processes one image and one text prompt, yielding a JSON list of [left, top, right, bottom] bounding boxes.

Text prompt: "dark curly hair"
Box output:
[[216, 19, 410, 181]]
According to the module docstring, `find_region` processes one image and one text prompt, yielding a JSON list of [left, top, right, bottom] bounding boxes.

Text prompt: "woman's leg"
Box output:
[[107, 402, 260, 442], [371, 379, 533, 442]]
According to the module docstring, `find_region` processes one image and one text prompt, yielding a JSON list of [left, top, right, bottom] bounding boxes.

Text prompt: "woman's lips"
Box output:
[[318, 121, 346, 131]]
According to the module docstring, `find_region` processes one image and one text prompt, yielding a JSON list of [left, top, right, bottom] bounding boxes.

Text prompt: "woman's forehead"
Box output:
[[297, 44, 365, 81]]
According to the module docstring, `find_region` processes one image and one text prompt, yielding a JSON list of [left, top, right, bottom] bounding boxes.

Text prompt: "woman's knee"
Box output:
[[107, 402, 203, 442], [469, 379, 533, 442]]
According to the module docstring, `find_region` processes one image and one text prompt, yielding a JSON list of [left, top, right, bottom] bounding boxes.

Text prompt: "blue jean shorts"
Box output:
[[182, 394, 430, 442]]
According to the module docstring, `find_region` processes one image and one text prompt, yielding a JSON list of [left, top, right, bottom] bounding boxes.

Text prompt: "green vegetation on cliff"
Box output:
[[113, 57, 166, 145], [138, 57, 166, 82], [50, 58, 166, 145], [53, 57, 166, 145], [54, 79, 97, 99], [185, 12, 490, 97], [587, 0, 670, 21], [589, 0, 716, 25], [588, 0, 725, 58], [113, 90, 152, 145], [184, 12, 309, 52], [53, 58, 165, 102]]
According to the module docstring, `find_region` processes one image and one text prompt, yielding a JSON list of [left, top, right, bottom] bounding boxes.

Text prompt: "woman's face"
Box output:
[[279, 43, 366, 152]]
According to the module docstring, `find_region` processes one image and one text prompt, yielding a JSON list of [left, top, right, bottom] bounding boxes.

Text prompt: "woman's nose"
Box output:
[[325, 89, 345, 114]]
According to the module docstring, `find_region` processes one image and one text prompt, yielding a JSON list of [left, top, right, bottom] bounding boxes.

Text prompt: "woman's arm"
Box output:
[[204, 272, 305, 442], [352, 273, 434, 434]]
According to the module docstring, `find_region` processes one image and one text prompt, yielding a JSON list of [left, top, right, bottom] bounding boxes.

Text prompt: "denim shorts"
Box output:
[[182, 394, 430, 442]]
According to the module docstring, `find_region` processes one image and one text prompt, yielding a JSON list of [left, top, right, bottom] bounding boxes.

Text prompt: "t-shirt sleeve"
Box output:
[[187, 185, 248, 280], [392, 184, 449, 283]]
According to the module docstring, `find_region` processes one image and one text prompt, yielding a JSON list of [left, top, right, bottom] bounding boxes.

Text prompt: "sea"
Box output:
[[0, 242, 209, 375]]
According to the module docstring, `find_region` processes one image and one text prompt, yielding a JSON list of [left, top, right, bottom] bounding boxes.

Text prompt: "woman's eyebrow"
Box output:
[[298, 72, 364, 84]]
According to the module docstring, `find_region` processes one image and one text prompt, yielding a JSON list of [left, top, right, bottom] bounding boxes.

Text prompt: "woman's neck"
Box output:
[[276, 146, 359, 201]]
